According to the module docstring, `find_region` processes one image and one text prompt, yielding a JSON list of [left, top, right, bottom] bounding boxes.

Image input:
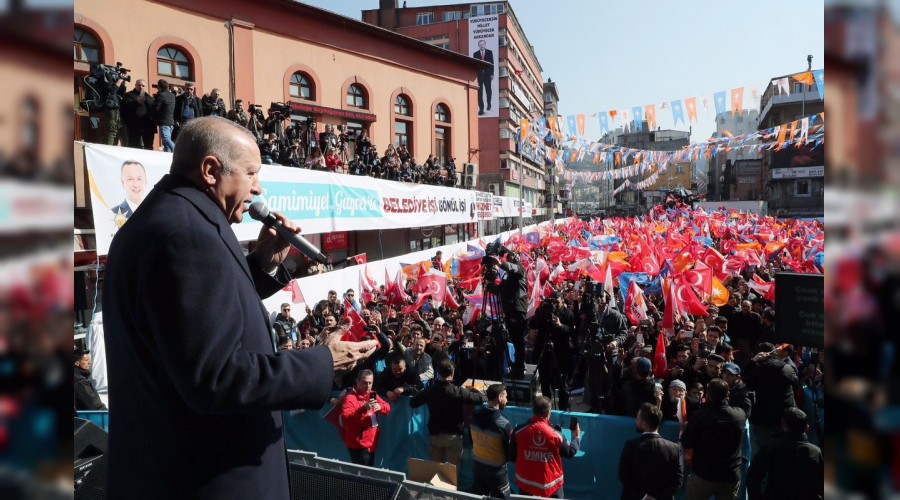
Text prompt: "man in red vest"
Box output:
[[510, 396, 580, 498]]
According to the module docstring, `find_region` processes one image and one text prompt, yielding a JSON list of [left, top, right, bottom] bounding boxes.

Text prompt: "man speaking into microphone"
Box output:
[[102, 116, 379, 499]]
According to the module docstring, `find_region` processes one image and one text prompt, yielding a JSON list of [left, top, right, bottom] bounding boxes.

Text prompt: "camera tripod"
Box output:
[[476, 285, 513, 382], [532, 337, 563, 410]]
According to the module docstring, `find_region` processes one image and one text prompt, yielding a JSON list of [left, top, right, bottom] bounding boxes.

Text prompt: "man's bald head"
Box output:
[[170, 117, 257, 177]]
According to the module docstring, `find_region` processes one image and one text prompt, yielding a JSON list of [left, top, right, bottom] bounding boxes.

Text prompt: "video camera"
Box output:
[[268, 101, 291, 120], [80, 62, 131, 112], [482, 241, 513, 281]]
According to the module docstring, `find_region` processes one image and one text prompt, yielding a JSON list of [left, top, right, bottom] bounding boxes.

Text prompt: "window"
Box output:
[[394, 120, 410, 149], [500, 129, 511, 139], [394, 95, 411, 116], [499, 98, 509, 109], [157, 46, 192, 80], [436, 43, 451, 50], [416, 12, 434, 25], [499, 36, 508, 47], [74, 28, 101, 63], [795, 180, 810, 197], [435, 127, 448, 166], [470, 4, 504, 16], [289, 72, 313, 100], [434, 103, 450, 123], [676, 165, 684, 174], [21, 98, 39, 156], [442, 11, 463, 22], [499, 67, 509, 77], [346, 84, 366, 109]]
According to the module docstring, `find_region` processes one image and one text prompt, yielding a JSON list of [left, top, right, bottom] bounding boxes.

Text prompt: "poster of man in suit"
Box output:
[[469, 15, 498, 118]]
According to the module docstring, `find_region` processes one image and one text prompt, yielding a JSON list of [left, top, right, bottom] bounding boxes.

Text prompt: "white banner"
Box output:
[[771, 166, 825, 179], [490, 195, 532, 219], [469, 15, 499, 118], [474, 191, 494, 221], [84, 144, 482, 255], [0, 181, 72, 234]]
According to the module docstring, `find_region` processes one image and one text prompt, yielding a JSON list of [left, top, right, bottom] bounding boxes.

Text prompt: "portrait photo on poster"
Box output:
[[468, 15, 499, 118]]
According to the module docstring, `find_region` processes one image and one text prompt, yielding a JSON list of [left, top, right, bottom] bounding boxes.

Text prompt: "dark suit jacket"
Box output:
[[174, 93, 202, 125], [472, 48, 494, 78], [110, 199, 133, 218], [103, 174, 334, 499], [618, 433, 684, 500]]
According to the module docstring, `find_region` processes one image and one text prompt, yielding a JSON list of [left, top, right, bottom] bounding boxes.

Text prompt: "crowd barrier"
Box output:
[[80, 400, 752, 500]]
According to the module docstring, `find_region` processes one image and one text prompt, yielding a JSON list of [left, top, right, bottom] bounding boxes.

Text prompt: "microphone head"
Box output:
[[247, 201, 269, 221]]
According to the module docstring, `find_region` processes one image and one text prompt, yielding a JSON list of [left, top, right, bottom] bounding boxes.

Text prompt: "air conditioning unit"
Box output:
[[487, 183, 499, 195], [465, 163, 478, 175], [464, 163, 478, 189]]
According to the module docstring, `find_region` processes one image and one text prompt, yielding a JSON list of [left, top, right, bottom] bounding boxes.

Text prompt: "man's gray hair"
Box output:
[[170, 117, 256, 176], [358, 369, 374, 381]]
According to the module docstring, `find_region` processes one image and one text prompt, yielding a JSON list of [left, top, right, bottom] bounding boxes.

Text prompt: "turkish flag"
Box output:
[[351, 253, 367, 265], [384, 269, 411, 307], [749, 274, 775, 302], [412, 270, 447, 306], [359, 268, 376, 305], [445, 286, 462, 310], [637, 253, 661, 276], [699, 247, 726, 278], [341, 298, 367, 342], [673, 276, 710, 317], [683, 262, 713, 297], [652, 329, 669, 379], [282, 279, 306, 305], [662, 278, 680, 330], [401, 293, 430, 315]]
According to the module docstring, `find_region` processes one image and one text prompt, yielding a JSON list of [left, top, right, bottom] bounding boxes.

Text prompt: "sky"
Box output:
[[300, 0, 823, 144]]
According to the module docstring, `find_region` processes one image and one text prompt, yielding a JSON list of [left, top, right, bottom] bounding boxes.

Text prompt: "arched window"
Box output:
[[74, 28, 102, 63], [156, 46, 192, 80], [434, 103, 450, 123], [346, 84, 366, 109], [433, 103, 451, 166], [394, 95, 411, 116], [290, 72, 313, 100]]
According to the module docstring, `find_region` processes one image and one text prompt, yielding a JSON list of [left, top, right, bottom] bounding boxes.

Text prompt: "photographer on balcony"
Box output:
[[319, 124, 339, 155], [201, 88, 227, 118]]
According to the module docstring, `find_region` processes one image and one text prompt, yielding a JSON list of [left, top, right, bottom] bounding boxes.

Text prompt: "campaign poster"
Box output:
[[469, 15, 499, 118]]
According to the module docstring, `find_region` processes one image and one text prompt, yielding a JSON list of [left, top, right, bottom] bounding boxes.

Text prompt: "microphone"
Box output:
[[247, 201, 328, 264]]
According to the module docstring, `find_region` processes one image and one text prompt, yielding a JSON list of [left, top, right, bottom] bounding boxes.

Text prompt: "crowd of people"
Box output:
[[99, 76, 461, 186], [249, 201, 825, 498]]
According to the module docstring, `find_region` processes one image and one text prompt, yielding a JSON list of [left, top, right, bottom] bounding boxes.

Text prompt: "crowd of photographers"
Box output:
[[94, 70, 461, 187]]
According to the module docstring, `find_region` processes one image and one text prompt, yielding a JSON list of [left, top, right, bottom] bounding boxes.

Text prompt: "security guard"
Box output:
[[470, 384, 514, 498], [510, 396, 580, 498]]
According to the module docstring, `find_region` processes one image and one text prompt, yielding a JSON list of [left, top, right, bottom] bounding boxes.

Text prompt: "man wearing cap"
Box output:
[[74, 348, 107, 411], [722, 362, 754, 416], [617, 357, 658, 417], [661, 379, 700, 422]]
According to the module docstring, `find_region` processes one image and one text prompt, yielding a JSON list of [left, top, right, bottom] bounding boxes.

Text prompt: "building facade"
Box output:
[[364, 1, 550, 218], [614, 122, 690, 213], [74, 0, 487, 268], [758, 71, 824, 218], [707, 109, 762, 201]]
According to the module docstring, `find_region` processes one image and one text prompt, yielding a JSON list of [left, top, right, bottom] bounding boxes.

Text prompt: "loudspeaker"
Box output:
[[74, 418, 108, 498], [74, 271, 88, 311], [289, 462, 401, 500]]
